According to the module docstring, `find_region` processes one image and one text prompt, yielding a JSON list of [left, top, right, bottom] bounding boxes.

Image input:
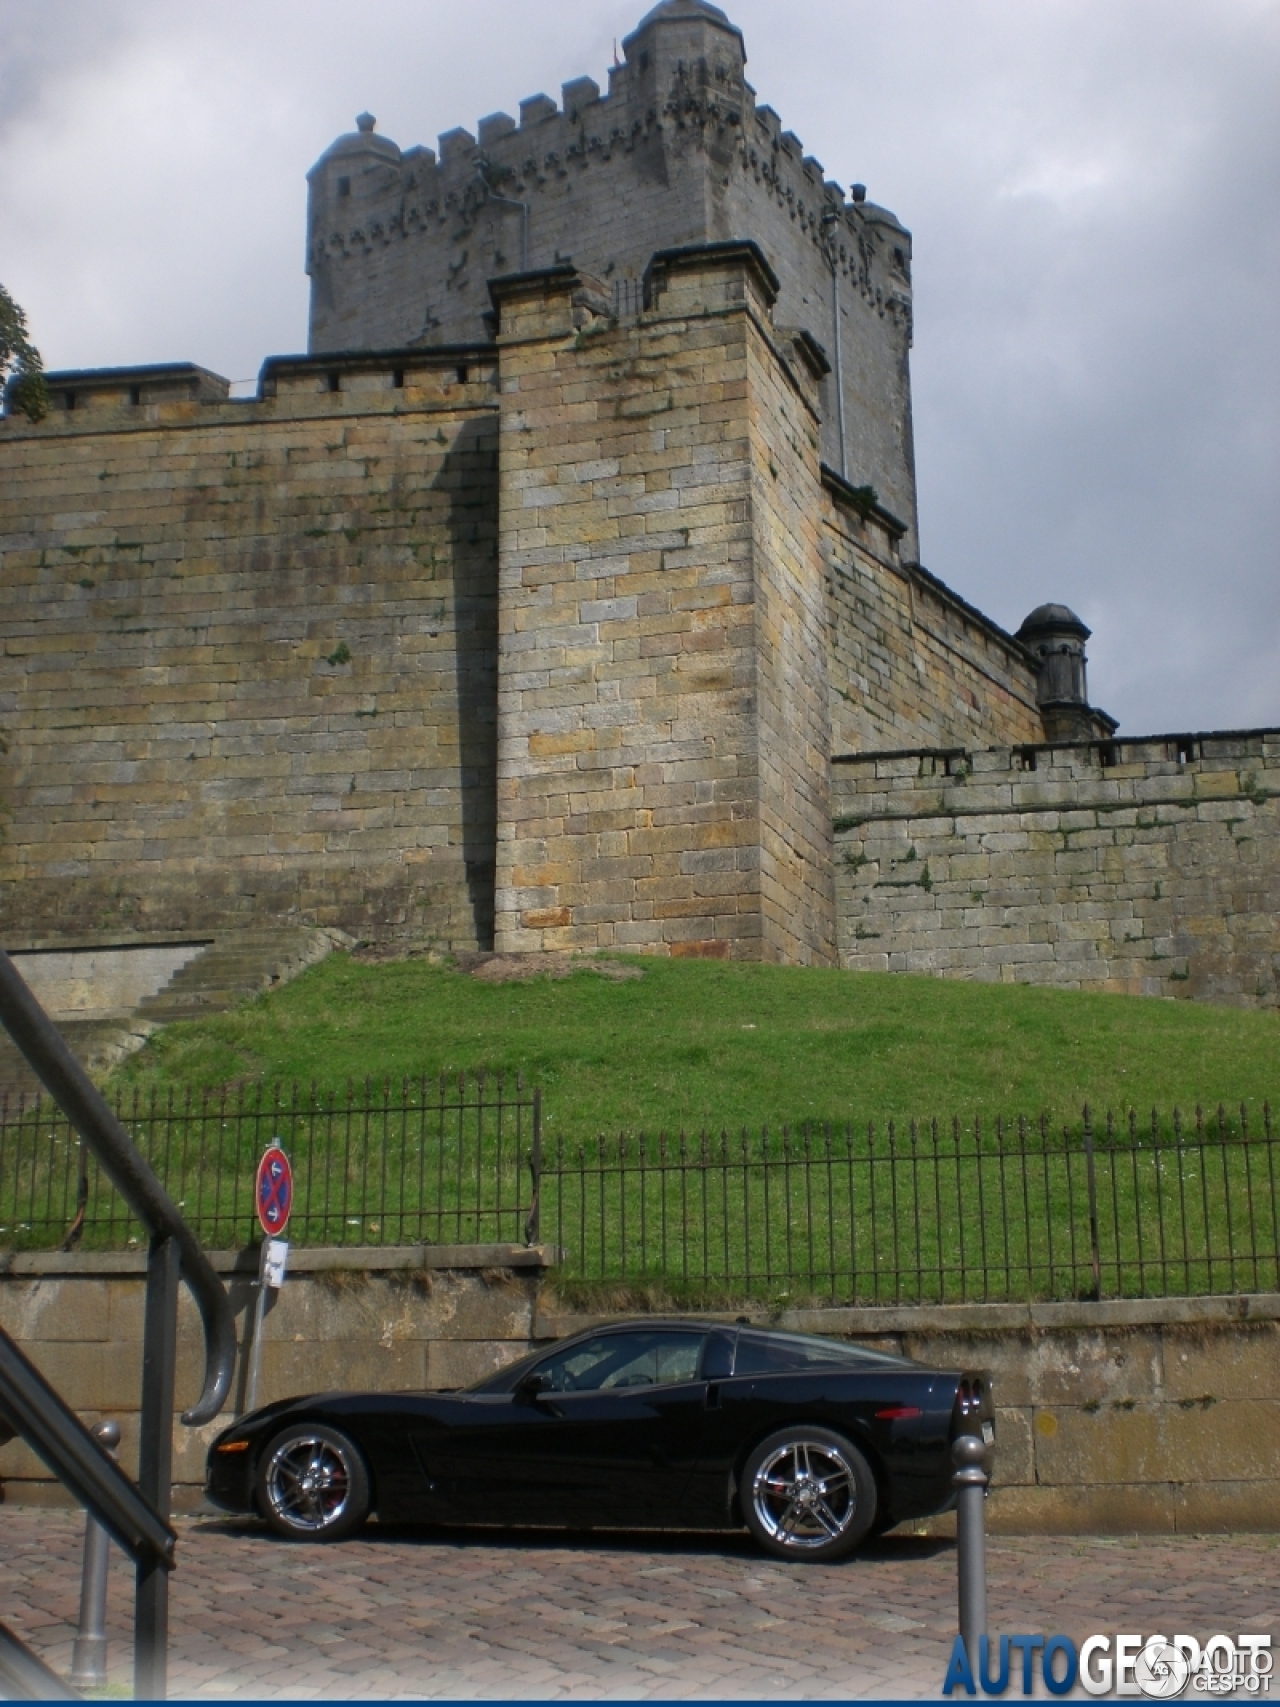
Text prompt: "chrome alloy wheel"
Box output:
[[264, 1433, 355, 1533], [750, 1436, 859, 1551]]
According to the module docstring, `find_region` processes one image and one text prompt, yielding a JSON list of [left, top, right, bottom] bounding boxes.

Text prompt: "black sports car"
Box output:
[[206, 1319, 994, 1560]]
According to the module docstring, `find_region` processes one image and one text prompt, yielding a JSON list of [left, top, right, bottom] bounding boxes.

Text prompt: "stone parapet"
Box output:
[[833, 730, 1280, 1006]]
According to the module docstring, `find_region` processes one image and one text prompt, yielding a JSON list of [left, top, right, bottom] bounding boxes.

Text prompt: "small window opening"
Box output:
[[456, 364, 469, 385], [129, 385, 142, 406], [1015, 746, 1038, 772], [337, 176, 351, 198], [944, 751, 970, 777], [64, 390, 77, 411], [327, 371, 341, 393], [1175, 737, 1197, 765], [393, 367, 405, 389], [1097, 742, 1117, 769]]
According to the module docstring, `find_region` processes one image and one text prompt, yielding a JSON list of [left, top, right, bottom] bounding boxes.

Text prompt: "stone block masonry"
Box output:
[[2, 0, 1267, 1003], [0, 248, 1047, 965], [823, 486, 1045, 755], [491, 244, 835, 963], [0, 353, 500, 949], [834, 730, 1280, 1007]]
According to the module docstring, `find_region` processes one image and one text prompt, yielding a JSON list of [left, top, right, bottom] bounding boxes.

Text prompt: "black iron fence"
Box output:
[[542, 1106, 1279, 1303], [0, 1078, 539, 1253], [1, 1087, 1276, 1303]]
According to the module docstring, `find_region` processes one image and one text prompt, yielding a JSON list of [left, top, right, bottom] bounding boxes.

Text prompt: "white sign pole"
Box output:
[[243, 1239, 289, 1414], [243, 1237, 270, 1416]]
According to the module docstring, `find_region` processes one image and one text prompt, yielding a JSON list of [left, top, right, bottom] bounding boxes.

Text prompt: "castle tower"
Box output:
[[304, 0, 920, 554]]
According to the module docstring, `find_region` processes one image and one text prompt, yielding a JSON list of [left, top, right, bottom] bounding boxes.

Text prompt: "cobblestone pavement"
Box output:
[[1, 1510, 1276, 1699]]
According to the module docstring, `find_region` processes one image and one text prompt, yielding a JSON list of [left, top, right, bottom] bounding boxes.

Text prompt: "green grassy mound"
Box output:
[[108, 954, 1278, 1136]]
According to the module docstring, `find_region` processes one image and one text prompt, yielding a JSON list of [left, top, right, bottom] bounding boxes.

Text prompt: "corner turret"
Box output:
[[621, 0, 746, 71], [1017, 603, 1117, 742], [306, 115, 404, 338]]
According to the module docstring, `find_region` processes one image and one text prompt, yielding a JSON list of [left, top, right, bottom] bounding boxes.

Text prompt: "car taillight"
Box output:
[[956, 1377, 986, 1416], [875, 1405, 923, 1420]]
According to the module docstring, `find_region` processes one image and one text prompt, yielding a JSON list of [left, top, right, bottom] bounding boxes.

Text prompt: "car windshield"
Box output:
[[734, 1332, 914, 1375]]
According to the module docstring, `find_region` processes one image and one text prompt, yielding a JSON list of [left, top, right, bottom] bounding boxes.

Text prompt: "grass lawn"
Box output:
[[7, 957, 1272, 1299], [107, 953, 1279, 1137]]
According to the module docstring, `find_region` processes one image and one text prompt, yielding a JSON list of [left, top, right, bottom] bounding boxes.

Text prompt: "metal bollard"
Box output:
[[71, 1420, 120, 1690], [952, 1433, 989, 1666]]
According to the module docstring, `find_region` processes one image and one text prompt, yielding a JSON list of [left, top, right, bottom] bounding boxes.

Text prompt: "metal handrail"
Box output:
[[0, 1620, 78, 1701], [0, 950, 235, 1423], [0, 946, 237, 1694], [0, 1331, 174, 1567]]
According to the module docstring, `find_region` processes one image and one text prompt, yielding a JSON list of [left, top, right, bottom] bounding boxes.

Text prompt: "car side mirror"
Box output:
[[515, 1370, 551, 1404]]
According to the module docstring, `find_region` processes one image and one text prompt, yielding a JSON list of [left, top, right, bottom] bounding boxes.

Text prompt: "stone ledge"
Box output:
[[0, 1242, 562, 1278], [786, 1294, 1280, 1334], [535, 1292, 1280, 1341]]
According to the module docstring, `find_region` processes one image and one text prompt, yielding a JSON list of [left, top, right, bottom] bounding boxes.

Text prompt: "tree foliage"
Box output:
[[0, 284, 48, 422]]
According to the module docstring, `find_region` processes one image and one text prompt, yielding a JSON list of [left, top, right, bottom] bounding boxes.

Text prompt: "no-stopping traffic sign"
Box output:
[[255, 1144, 293, 1237]]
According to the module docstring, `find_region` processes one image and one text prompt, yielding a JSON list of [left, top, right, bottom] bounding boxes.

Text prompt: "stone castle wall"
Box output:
[[833, 731, 1280, 1007], [3, 235, 1270, 1000], [0, 352, 500, 949], [305, 0, 919, 550], [0, 244, 1040, 961], [823, 488, 1045, 754]]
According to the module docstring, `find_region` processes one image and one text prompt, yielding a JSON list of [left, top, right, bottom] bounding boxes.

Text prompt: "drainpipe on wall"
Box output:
[[482, 171, 531, 273], [821, 207, 848, 481]]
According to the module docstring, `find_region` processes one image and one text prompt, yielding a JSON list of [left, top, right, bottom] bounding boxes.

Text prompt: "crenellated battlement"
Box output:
[[304, 0, 919, 552]]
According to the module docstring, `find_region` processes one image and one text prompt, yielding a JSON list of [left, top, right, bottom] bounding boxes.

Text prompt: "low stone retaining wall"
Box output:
[[1, 1245, 1276, 1533]]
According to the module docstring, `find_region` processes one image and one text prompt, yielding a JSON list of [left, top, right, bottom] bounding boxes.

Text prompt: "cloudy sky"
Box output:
[[2, 0, 1277, 736]]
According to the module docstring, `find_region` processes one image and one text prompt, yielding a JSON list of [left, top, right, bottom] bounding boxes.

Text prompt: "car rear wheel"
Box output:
[[257, 1423, 371, 1542], [741, 1426, 876, 1561]]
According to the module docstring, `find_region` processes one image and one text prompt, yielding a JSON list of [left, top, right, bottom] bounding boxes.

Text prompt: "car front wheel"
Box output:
[[257, 1423, 371, 1542], [741, 1426, 876, 1561]]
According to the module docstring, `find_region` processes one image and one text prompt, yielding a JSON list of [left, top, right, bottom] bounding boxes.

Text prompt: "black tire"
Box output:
[[256, 1422, 371, 1542], [740, 1426, 876, 1562]]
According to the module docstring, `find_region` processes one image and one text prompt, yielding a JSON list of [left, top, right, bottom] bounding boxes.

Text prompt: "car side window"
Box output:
[[536, 1331, 706, 1393], [733, 1331, 890, 1375]]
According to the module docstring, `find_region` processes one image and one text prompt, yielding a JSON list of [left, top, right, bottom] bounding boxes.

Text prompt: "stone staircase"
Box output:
[[0, 927, 348, 1098]]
